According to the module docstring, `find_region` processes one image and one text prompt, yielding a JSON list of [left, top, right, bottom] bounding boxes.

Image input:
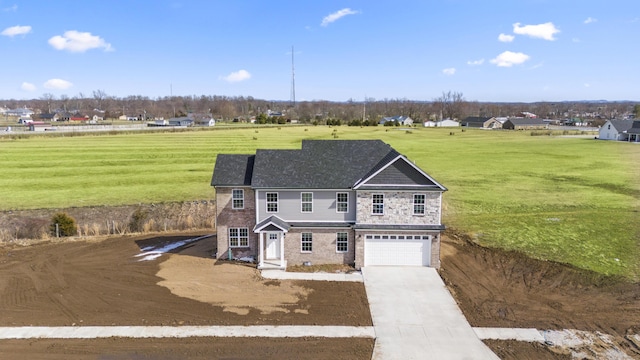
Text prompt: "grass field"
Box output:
[[1, 126, 638, 278]]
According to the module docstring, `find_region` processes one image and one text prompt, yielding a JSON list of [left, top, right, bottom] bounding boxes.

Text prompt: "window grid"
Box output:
[[301, 192, 313, 213], [266, 192, 278, 212], [336, 232, 348, 253], [301, 233, 313, 253], [413, 194, 426, 215], [232, 189, 244, 209], [229, 228, 249, 247], [336, 192, 349, 213], [372, 194, 384, 214]]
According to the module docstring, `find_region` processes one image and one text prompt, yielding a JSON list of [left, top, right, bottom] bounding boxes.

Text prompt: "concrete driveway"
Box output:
[[362, 267, 499, 360]]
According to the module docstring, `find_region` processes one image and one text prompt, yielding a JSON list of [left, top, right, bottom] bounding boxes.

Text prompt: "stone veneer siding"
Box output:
[[215, 187, 257, 260], [283, 229, 355, 267], [356, 191, 441, 225]]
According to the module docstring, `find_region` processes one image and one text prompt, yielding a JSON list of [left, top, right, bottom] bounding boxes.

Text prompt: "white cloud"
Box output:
[[321, 8, 359, 27], [467, 59, 484, 66], [498, 33, 514, 42], [513, 22, 560, 41], [490, 51, 530, 67], [43, 79, 73, 90], [221, 70, 251, 83], [48, 30, 113, 53], [584, 83, 591, 87], [442, 68, 456, 75], [1, 25, 31, 37], [21, 82, 36, 91], [584, 17, 597, 24], [3, 4, 18, 12]]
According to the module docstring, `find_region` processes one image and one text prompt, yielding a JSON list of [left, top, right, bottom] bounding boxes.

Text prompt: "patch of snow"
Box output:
[[135, 235, 212, 262], [237, 256, 254, 263]]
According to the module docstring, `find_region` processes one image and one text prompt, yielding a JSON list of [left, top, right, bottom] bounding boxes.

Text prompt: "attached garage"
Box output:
[[364, 234, 431, 266]]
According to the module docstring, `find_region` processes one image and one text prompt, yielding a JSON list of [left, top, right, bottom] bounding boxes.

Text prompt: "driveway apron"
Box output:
[[362, 267, 499, 360]]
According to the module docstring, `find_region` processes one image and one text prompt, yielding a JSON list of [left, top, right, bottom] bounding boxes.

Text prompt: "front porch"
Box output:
[[254, 216, 290, 270]]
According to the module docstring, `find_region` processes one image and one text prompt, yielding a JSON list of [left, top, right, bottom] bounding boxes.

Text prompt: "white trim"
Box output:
[[301, 232, 313, 253], [266, 192, 279, 213], [301, 192, 313, 213], [372, 193, 384, 215], [336, 232, 348, 253], [412, 193, 426, 215], [231, 188, 244, 209], [336, 192, 349, 213]]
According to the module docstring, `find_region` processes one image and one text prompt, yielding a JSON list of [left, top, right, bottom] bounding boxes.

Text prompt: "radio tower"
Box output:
[[290, 46, 296, 107]]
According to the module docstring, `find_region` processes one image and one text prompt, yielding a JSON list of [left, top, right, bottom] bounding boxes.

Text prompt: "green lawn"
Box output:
[[1, 126, 638, 278]]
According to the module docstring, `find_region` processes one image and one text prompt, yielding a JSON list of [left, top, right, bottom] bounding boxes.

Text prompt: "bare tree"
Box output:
[[92, 90, 108, 110], [434, 91, 466, 120]]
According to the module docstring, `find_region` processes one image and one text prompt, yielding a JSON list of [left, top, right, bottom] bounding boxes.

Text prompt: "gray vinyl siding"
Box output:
[[256, 190, 356, 222]]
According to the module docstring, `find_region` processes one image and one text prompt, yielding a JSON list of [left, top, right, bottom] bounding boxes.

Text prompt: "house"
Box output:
[[28, 122, 54, 132], [424, 119, 460, 127], [380, 116, 414, 126], [36, 113, 59, 122], [211, 140, 447, 270], [168, 117, 194, 127], [461, 116, 501, 128], [194, 118, 216, 127], [625, 121, 640, 142], [599, 119, 634, 141], [502, 118, 548, 130]]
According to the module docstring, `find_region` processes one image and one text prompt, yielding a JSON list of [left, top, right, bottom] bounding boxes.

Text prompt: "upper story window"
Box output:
[[372, 194, 384, 215], [336, 192, 349, 213], [232, 189, 244, 209], [413, 194, 426, 215], [301, 192, 313, 213], [266, 192, 278, 213]]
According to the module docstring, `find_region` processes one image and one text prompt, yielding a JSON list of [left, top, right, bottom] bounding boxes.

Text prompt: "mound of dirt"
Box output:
[[440, 230, 640, 358]]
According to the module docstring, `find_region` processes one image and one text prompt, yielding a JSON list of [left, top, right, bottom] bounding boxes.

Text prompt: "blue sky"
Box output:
[[1, 1, 638, 103]]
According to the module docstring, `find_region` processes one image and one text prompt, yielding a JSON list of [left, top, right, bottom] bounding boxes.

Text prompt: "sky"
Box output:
[[1, 0, 638, 103]]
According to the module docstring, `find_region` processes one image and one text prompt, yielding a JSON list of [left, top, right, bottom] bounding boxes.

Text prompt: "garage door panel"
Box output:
[[364, 235, 431, 266]]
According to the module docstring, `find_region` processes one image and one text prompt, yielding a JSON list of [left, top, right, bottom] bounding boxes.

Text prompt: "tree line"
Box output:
[[2, 90, 636, 124]]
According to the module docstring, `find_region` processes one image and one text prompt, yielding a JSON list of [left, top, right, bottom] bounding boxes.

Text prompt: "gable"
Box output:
[[355, 156, 446, 190]]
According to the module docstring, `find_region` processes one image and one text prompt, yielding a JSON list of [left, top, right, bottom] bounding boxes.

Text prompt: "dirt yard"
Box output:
[[0, 230, 638, 359]]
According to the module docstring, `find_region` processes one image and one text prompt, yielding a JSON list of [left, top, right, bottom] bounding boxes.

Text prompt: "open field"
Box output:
[[1, 125, 638, 278]]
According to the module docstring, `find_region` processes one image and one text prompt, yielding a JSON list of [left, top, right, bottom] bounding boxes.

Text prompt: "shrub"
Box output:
[[128, 207, 148, 232], [50, 212, 77, 237]]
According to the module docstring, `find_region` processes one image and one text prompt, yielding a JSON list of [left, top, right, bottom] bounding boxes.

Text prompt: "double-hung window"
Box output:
[[336, 192, 348, 213], [336, 232, 348, 253], [372, 194, 384, 215], [301, 233, 313, 252], [413, 194, 426, 215], [266, 192, 278, 213], [301, 192, 313, 213], [229, 228, 249, 247], [232, 189, 244, 209]]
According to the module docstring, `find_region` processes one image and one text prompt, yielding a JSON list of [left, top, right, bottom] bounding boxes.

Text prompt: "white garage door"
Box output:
[[364, 234, 431, 266]]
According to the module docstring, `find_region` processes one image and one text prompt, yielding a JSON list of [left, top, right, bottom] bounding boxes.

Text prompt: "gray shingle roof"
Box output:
[[210, 139, 445, 190], [250, 140, 398, 188], [608, 119, 634, 132], [505, 118, 547, 125], [210, 154, 254, 186]]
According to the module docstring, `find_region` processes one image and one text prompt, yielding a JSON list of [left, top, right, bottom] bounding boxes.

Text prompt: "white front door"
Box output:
[[266, 232, 280, 259]]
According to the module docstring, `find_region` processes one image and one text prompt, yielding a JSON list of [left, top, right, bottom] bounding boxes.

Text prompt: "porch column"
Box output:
[[258, 232, 264, 268], [280, 232, 285, 267]]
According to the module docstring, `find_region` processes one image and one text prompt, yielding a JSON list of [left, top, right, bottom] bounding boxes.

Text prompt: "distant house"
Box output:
[[380, 116, 414, 126], [195, 118, 216, 127], [502, 118, 548, 130], [36, 113, 59, 122], [599, 120, 634, 141], [623, 121, 640, 142], [168, 117, 194, 127], [6, 107, 34, 118], [423, 119, 460, 127], [461, 116, 501, 128], [28, 122, 54, 132]]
